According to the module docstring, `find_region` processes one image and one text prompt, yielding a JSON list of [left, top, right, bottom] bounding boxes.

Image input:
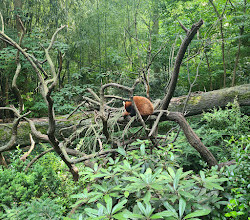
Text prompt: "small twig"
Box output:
[[67, 100, 87, 119], [20, 134, 35, 161], [25, 148, 54, 171], [87, 88, 101, 102], [149, 111, 164, 137], [178, 20, 189, 33], [0, 110, 31, 152]]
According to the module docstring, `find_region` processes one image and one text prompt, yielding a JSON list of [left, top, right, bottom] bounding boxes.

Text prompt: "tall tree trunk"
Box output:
[[231, 28, 243, 86], [152, 0, 160, 73], [205, 52, 213, 90], [209, 0, 227, 88], [14, 0, 23, 34], [232, 0, 246, 86], [97, 0, 101, 74]]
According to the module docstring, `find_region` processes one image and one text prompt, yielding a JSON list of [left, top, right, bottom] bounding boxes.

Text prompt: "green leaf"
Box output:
[[179, 190, 195, 199], [78, 214, 83, 220], [113, 212, 127, 220], [179, 198, 186, 218], [205, 182, 224, 191], [112, 199, 127, 214], [163, 202, 178, 218], [94, 163, 98, 172], [200, 171, 205, 181], [137, 202, 147, 215], [151, 210, 177, 219], [168, 167, 175, 179], [184, 209, 211, 219], [116, 147, 127, 157], [140, 143, 146, 155], [104, 195, 112, 214], [143, 191, 151, 203], [173, 169, 182, 190], [124, 191, 129, 198], [85, 207, 99, 216]]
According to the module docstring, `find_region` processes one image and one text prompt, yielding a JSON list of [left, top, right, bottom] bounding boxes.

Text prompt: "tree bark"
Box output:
[[208, 0, 227, 87], [165, 112, 218, 167], [168, 84, 250, 116]]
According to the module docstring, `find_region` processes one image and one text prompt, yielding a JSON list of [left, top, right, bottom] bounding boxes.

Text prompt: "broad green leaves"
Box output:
[[72, 158, 226, 219]]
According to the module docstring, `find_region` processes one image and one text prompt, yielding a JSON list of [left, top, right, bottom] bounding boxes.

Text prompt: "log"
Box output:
[[168, 84, 250, 116], [0, 84, 249, 147]]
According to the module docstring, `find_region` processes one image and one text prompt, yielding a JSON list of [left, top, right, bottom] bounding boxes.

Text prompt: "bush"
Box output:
[[0, 151, 62, 207], [172, 100, 250, 170], [0, 147, 79, 211], [69, 141, 227, 219], [0, 198, 65, 220], [220, 135, 250, 220]]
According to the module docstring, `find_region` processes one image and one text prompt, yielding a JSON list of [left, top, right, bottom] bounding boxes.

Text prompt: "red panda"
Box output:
[[123, 96, 154, 117]]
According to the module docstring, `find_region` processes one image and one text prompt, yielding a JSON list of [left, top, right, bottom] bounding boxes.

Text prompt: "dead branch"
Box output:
[[0, 107, 31, 152], [161, 19, 204, 110], [12, 16, 26, 114], [178, 20, 188, 33], [20, 134, 35, 161], [165, 111, 218, 167]]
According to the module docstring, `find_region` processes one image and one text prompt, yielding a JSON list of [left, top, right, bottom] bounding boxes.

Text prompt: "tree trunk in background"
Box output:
[[168, 84, 250, 116], [209, 0, 227, 88], [152, 0, 160, 73], [97, 0, 101, 74], [232, 0, 246, 86], [14, 0, 23, 34], [232, 27, 243, 87], [205, 52, 213, 91]]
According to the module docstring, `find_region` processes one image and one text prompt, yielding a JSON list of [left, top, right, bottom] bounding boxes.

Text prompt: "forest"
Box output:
[[0, 0, 249, 219]]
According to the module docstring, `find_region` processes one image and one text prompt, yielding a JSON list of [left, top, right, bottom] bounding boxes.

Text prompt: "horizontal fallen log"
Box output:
[[167, 84, 250, 116]]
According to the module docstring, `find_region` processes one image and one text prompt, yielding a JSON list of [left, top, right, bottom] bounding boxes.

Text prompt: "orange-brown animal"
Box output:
[[123, 96, 154, 117]]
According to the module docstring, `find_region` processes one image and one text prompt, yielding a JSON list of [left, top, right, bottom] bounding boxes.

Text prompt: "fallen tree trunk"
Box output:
[[0, 84, 249, 147], [168, 84, 250, 116]]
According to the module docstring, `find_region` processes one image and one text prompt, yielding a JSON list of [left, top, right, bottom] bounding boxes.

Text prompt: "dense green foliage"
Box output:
[[0, 0, 249, 117], [172, 100, 250, 171], [0, 106, 249, 219]]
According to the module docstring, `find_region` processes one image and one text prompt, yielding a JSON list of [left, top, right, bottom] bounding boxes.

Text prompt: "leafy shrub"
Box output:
[[220, 135, 250, 220], [0, 198, 65, 220], [0, 149, 68, 208], [69, 142, 227, 219], [201, 100, 249, 137], [172, 100, 250, 170]]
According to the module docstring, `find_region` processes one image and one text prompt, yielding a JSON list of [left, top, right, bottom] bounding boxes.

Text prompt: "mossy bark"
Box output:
[[168, 84, 250, 116]]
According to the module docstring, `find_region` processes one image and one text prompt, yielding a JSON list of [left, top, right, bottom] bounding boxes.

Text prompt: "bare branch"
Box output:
[[178, 20, 188, 33], [165, 111, 218, 167], [87, 88, 101, 102], [12, 63, 24, 113], [47, 25, 67, 51], [0, 110, 31, 152], [0, 11, 4, 33], [161, 19, 204, 110], [20, 134, 35, 161]]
